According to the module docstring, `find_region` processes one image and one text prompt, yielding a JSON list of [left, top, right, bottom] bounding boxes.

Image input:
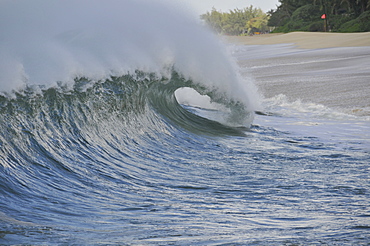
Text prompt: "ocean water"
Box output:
[[1, 1, 369, 245]]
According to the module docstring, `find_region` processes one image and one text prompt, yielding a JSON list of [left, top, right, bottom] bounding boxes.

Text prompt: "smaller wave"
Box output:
[[262, 94, 370, 121]]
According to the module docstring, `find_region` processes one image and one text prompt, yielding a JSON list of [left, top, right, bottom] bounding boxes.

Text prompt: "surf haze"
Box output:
[[0, 0, 257, 126]]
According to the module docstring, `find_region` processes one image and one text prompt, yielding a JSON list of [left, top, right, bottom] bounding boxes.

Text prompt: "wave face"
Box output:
[[0, 1, 257, 243], [0, 71, 249, 172], [0, 70, 255, 244]]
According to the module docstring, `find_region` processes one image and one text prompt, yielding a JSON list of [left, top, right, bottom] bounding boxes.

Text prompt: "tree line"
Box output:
[[201, 1, 370, 34], [268, 0, 370, 32], [200, 6, 270, 35]]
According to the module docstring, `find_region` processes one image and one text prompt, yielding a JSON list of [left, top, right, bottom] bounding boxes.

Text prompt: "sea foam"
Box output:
[[0, 0, 259, 115]]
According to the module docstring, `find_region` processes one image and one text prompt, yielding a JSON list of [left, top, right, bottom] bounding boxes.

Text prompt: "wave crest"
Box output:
[[0, 70, 250, 169]]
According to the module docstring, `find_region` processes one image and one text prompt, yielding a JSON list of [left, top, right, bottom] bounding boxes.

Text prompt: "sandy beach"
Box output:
[[225, 32, 370, 49]]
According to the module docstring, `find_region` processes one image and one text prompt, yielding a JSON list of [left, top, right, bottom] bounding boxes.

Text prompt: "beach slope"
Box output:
[[225, 32, 370, 49]]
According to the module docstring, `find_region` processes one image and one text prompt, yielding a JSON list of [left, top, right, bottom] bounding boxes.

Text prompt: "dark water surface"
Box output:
[[1, 0, 369, 244]]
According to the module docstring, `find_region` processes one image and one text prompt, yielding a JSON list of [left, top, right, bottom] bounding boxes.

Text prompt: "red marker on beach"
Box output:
[[321, 14, 327, 31]]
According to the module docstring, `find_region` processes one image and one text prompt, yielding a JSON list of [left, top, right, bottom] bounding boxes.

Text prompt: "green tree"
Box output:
[[200, 6, 268, 35], [268, 0, 370, 32]]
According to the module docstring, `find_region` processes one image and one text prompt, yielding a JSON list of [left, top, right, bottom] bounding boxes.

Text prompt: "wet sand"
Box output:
[[225, 32, 370, 49]]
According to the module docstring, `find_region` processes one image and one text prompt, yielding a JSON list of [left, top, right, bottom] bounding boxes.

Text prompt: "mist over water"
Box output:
[[0, 0, 258, 113]]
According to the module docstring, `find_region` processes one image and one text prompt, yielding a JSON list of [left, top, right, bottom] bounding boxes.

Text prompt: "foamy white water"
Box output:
[[228, 43, 370, 152], [2, 0, 258, 108]]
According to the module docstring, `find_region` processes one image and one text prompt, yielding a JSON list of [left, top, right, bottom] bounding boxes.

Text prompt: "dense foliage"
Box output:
[[268, 0, 370, 32], [200, 6, 269, 35]]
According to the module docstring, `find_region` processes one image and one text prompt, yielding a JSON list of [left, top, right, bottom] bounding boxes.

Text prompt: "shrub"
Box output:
[[358, 10, 370, 31], [338, 11, 370, 32], [329, 15, 352, 31], [307, 21, 325, 32], [291, 4, 321, 22], [339, 20, 361, 32], [273, 4, 322, 32]]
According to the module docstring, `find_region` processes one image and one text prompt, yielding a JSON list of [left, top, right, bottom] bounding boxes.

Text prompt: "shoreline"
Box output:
[[223, 32, 370, 49]]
